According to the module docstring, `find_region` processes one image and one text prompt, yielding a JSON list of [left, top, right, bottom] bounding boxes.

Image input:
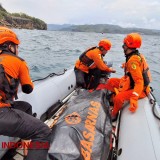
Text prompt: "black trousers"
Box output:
[[74, 68, 102, 89], [0, 101, 52, 160], [87, 68, 101, 89], [13, 101, 33, 115]]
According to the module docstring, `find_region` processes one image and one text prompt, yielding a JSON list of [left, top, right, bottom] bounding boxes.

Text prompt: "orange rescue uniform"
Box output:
[[99, 54, 151, 117], [0, 53, 33, 107], [75, 48, 112, 73]]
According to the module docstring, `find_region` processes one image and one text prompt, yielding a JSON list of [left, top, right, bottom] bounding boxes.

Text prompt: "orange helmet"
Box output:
[[123, 33, 142, 48], [0, 26, 20, 45], [98, 39, 112, 50]]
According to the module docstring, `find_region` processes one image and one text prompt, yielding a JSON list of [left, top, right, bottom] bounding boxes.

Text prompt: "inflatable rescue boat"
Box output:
[[0, 68, 160, 160]]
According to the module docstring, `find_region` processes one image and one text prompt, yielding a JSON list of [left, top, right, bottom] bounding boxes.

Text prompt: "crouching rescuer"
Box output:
[[74, 39, 116, 89], [0, 26, 51, 160]]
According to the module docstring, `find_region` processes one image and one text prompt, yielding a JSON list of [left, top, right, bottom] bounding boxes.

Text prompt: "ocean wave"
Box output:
[[16, 29, 160, 103]]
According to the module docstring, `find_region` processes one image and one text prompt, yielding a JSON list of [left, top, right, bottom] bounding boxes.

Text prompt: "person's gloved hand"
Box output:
[[120, 62, 126, 69], [128, 92, 139, 113]]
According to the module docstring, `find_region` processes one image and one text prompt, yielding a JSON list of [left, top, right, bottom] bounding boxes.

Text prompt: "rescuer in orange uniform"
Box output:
[[0, 27, 51, 160], [75, 39, 116, 89], [98, 33, 151, 119]]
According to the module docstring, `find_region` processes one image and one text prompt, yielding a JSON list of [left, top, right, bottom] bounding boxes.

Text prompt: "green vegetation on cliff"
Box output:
[[0, 4, 47, 30]]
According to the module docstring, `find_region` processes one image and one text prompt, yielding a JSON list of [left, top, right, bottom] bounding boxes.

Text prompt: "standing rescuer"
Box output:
[[0, 26, 51, 160], [74, 39, 116, 89], [99, 33, 151, 119]]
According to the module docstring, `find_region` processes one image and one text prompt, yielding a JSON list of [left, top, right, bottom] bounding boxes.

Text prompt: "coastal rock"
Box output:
[[0, 4, 47, 30]]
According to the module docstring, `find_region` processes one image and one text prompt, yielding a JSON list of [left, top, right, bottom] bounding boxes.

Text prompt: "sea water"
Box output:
[[14, 29, 160, 103]]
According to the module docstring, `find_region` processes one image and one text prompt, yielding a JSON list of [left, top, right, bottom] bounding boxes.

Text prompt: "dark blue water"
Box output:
[[14, 29, 160, 103]]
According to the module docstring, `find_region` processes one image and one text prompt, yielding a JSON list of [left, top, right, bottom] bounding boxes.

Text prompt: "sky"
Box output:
[[1, 0, 160, 30]]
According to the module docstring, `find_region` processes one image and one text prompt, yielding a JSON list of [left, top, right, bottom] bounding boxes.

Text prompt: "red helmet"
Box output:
[[98, 39, 111, 50], [123, 33, 142, 48], [0, 26, 20, 45]]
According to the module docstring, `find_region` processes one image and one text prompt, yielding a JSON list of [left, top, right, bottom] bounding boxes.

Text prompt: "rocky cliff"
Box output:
[[0, 4, 47, 30]]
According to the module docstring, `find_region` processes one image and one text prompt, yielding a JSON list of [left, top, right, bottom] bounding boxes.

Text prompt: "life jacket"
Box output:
[[119, 51, 151, 92], [140, 54, 152, 86], [0, 64, 20, 104], [79, 46, 97, 67], [0, 52, 23, 104]]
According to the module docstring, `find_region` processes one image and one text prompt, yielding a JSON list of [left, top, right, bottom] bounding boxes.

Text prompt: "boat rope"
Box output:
[[33, 69, 67, 82], [149, 88, 160, 121]]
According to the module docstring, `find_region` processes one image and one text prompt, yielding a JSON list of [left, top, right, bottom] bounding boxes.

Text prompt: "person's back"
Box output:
[[0, 53, 26, 78], [0, 26, 51, 160], [0, 52, 33, 90], [0, 33, 33, 107]]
